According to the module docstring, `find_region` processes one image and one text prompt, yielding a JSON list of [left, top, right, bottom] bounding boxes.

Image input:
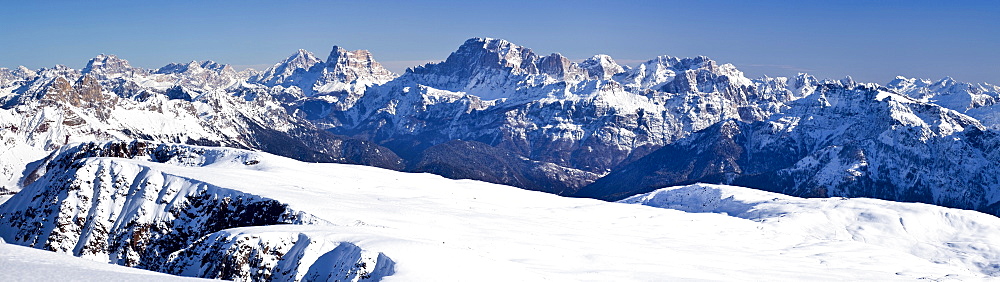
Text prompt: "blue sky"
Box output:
[[2, 0, 998, 84]]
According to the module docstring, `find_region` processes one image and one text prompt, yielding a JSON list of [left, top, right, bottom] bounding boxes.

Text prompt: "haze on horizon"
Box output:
[[1, 0, 997, 85]]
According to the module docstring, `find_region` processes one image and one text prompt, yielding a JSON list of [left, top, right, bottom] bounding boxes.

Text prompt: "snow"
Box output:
[[621, 184, 1000, 277], [8, 144, 994, 281], [0, 242, 207, 281]]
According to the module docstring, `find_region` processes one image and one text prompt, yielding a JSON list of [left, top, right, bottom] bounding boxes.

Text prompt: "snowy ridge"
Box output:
[[2, 143, 1000, 280], [621, 183, 1000, 276]]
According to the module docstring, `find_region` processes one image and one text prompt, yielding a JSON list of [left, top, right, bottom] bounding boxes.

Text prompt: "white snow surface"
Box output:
[[0, 242, 207, 281], [621, 184, 1000, 279], [7, 144, 998, 281]]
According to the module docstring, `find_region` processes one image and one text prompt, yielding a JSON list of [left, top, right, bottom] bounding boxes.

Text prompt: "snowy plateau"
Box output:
[[1, 37, 1000, 280]]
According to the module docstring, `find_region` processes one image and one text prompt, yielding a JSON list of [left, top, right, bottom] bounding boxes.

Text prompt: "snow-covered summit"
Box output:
[[251, 49, 324, 87], [579, 54, 625, 80]]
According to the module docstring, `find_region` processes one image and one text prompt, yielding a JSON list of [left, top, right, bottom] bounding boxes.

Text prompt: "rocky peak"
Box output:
[[886, 76, 999, 112], [252, 49, 324, 87], [537, 53, 586, 81], [37, 74, 116, 119], [579, 55, 625, 80], [81, 54, 140, 77], [196, 60, 233, 73], [646, 55, 754, 95], [156, 60, 232, 75], [430, 37, 540, 75], [0, 66, 39, 85], [16, 66, 37, 77], [322, 46, 396, 83]]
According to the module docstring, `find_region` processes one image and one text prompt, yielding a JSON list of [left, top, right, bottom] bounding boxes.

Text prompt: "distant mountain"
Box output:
[[326, 38, 815, 193], [578, 81, 1000, 216], [0, 53, 402, 193]]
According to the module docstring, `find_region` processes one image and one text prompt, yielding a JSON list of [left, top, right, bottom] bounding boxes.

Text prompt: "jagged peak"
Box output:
[[325, 46, 377, 66], [448, 37, 536, 70], [0, 66, 38, 80], [935, 76, 958, 87], [582, 54, 617, 65], [17, 66, 34, 73], [638, 55, 719, 71], [458, 37, 526, 55], [461, 37, 515, 50], [153, 60, 231, 74], [322, 45, 394, 77], [82, 54, 134, 75], [326, 45, 349, 60], [287, 49, 321, 63], [840, 75, 856, 87], [266, 49, 322, 73]]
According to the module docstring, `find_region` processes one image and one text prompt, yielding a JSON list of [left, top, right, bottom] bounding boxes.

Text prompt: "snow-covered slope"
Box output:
[[621, 183, 1000, 277], [0, 240, 206, 281], [2, 142, 999, 281]]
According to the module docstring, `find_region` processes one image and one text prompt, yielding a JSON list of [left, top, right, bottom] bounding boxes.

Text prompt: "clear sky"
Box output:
[[2, 0, 998, 84]]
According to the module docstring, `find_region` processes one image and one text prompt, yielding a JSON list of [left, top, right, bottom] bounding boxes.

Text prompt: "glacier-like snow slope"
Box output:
[[0, 240, 207, 281], [2, 142, 998, 281]]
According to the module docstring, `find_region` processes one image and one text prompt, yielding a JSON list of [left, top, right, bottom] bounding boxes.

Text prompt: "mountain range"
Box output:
[[4, 37, 999, 217], [3, 37, 1000, 280]]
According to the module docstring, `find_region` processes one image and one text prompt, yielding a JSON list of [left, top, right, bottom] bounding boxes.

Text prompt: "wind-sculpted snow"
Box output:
[[621, 183, 1000, 276], [3, 143, 999, 280]]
